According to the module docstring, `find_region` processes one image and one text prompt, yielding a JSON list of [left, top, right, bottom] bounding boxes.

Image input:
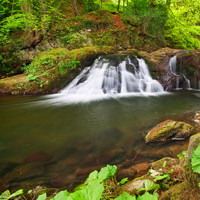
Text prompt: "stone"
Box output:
[[131, 162, 150, 178], [117, 167, 137, 181], [121, 178, 148, 195], [145, 120, 194, 143], [2, 163, 45, 183], [184, 133, 200, 189], [24, 151, 51, 163], [50, 173, 76, 188], [160, 181, 200, 200]]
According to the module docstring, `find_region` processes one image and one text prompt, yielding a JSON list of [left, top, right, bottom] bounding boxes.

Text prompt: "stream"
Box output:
[[0, 90, 200, 190]]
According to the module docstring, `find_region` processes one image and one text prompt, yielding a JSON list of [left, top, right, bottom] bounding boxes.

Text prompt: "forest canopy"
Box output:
[[0, 0, 200, 49]]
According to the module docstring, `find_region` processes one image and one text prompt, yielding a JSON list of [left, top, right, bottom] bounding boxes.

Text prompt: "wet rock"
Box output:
[[184, 133, 200, 189], [96, 147, 125, 165], [145, 120, 194, 143], [117, 167, 137, 181], [50, 173, 76, 188], [75, 166, 102, 177], [131, 162, 150, 177], [24, 151, 51, 163], [3, 163, 45, 183]]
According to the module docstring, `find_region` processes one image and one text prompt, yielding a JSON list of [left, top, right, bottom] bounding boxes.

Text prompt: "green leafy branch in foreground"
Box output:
[[0, 165, 159, 200]]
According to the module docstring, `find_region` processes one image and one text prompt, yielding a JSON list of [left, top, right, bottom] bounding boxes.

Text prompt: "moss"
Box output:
[[0, 46, 115, 95], [160, 181, 200, 200], [145, 120, 194, 143]]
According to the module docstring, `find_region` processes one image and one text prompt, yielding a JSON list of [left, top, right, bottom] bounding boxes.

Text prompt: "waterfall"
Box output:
[[169, 55, 191, 90], [47, 55, 165, 103]]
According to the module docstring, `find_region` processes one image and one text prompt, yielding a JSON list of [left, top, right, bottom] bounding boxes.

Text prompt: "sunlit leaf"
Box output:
[[115, 192, 136, 200], [191, 146, 200, 174], [137, 192, 158, 200]]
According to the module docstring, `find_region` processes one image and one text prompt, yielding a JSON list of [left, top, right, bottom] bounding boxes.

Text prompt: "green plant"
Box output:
[[117, 177, 128, 185], [0, 189, 23, 200], [191, 145, 200, 174], [177, 150, 187, 162], [137, 180, 160, 194]]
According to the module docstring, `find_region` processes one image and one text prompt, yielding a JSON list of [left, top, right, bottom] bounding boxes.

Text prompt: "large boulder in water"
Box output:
[[145, 120, 194, 143]]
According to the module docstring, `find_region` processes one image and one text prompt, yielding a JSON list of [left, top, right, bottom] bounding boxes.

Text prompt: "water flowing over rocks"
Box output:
[[145, 120, 194, 143], [135, 48, 200, 91]]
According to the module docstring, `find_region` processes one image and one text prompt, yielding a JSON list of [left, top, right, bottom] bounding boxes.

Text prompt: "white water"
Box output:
[[46, 56, 165, 104], [169, 55, 191, 90]]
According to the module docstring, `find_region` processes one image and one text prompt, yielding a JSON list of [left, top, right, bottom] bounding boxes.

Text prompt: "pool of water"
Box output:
[[0, 90, 199, 190]]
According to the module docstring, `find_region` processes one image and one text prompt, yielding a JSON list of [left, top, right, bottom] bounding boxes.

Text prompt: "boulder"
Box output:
[[145, 120, 194, 143], [184, 133, 200, 189], [160, 181, 200, 200]]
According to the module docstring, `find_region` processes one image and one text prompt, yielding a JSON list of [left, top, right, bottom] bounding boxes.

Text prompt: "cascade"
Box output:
[[168, 55, 191, 90], [47, 55, 165, 103], [61, 56, 164, 95]]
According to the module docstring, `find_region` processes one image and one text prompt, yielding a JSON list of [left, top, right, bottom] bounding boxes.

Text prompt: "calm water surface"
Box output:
[[0, 90, 199, 189]]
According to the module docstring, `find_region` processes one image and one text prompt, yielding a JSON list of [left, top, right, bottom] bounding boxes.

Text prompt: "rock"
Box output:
[[50, 173, 76, 188], [117, 167, 137, 181], [184, 133, 200, 189], [160, 181, 200, 200], [193, 110, 200, 132], [24, 151, 51, 163], [121, 178, 148, 195], [145, 120, 194, 143], [131, 162, 150, 178], [2, 163, 45, 183]]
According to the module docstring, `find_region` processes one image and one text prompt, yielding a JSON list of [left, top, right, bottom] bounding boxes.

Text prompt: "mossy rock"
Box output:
[[145, 120, 194, 143], [160, 181, 200, 200], [184, 133, 200, 189], [0, 46, 115, 95]]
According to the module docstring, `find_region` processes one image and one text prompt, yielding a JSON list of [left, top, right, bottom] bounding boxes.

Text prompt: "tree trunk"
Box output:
[[117, 0, 120, 12], [72, 0, 79, 16]]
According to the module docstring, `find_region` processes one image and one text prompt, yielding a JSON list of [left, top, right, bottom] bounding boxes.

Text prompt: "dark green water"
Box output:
[[0, 90, 199, 189]]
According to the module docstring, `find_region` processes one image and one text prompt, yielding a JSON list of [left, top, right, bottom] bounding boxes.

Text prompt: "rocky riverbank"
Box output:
[[0, 47, 199, 95]]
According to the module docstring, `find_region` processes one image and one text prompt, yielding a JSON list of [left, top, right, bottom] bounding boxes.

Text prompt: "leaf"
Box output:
[[115, 192, 136, 200], [117, 177, 128, 185], [70, 180, 104, 200], [145, 180, 160, 191], [191, 146, 200, 174], [54, 190, 69, 200], [154, 173, 170, 182], [137, 192, 158, 200], [83, 180, 104, 200], [0, 190, 10, 200], [9, 189, 24, 199], [107, 164, 117, 177], [37, 193, 47, 200], [145, 180, 154, 190], [98, 165, 117, 182], [85, 170, 98, 184]]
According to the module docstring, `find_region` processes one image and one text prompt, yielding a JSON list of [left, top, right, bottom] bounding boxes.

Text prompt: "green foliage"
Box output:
[[191, 145, 200, 174], [82, 0, 100, 13], [137, 192, 158, 200], [137, 180, 160, 194], [0, 189, 23, 200], [153, 173, 170, 182], [124, 0, 168, 39], [177, 150, 187, 161], [166, 0, 200, 49], [115, 192, 136, 200], [117, 177, 128, 185]]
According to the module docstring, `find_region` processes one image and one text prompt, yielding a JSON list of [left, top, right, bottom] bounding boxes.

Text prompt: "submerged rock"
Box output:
[[145, 120, 194, 143]]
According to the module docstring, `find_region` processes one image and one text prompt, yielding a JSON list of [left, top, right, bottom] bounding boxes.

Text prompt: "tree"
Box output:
[[72, 0, 79, 16]]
